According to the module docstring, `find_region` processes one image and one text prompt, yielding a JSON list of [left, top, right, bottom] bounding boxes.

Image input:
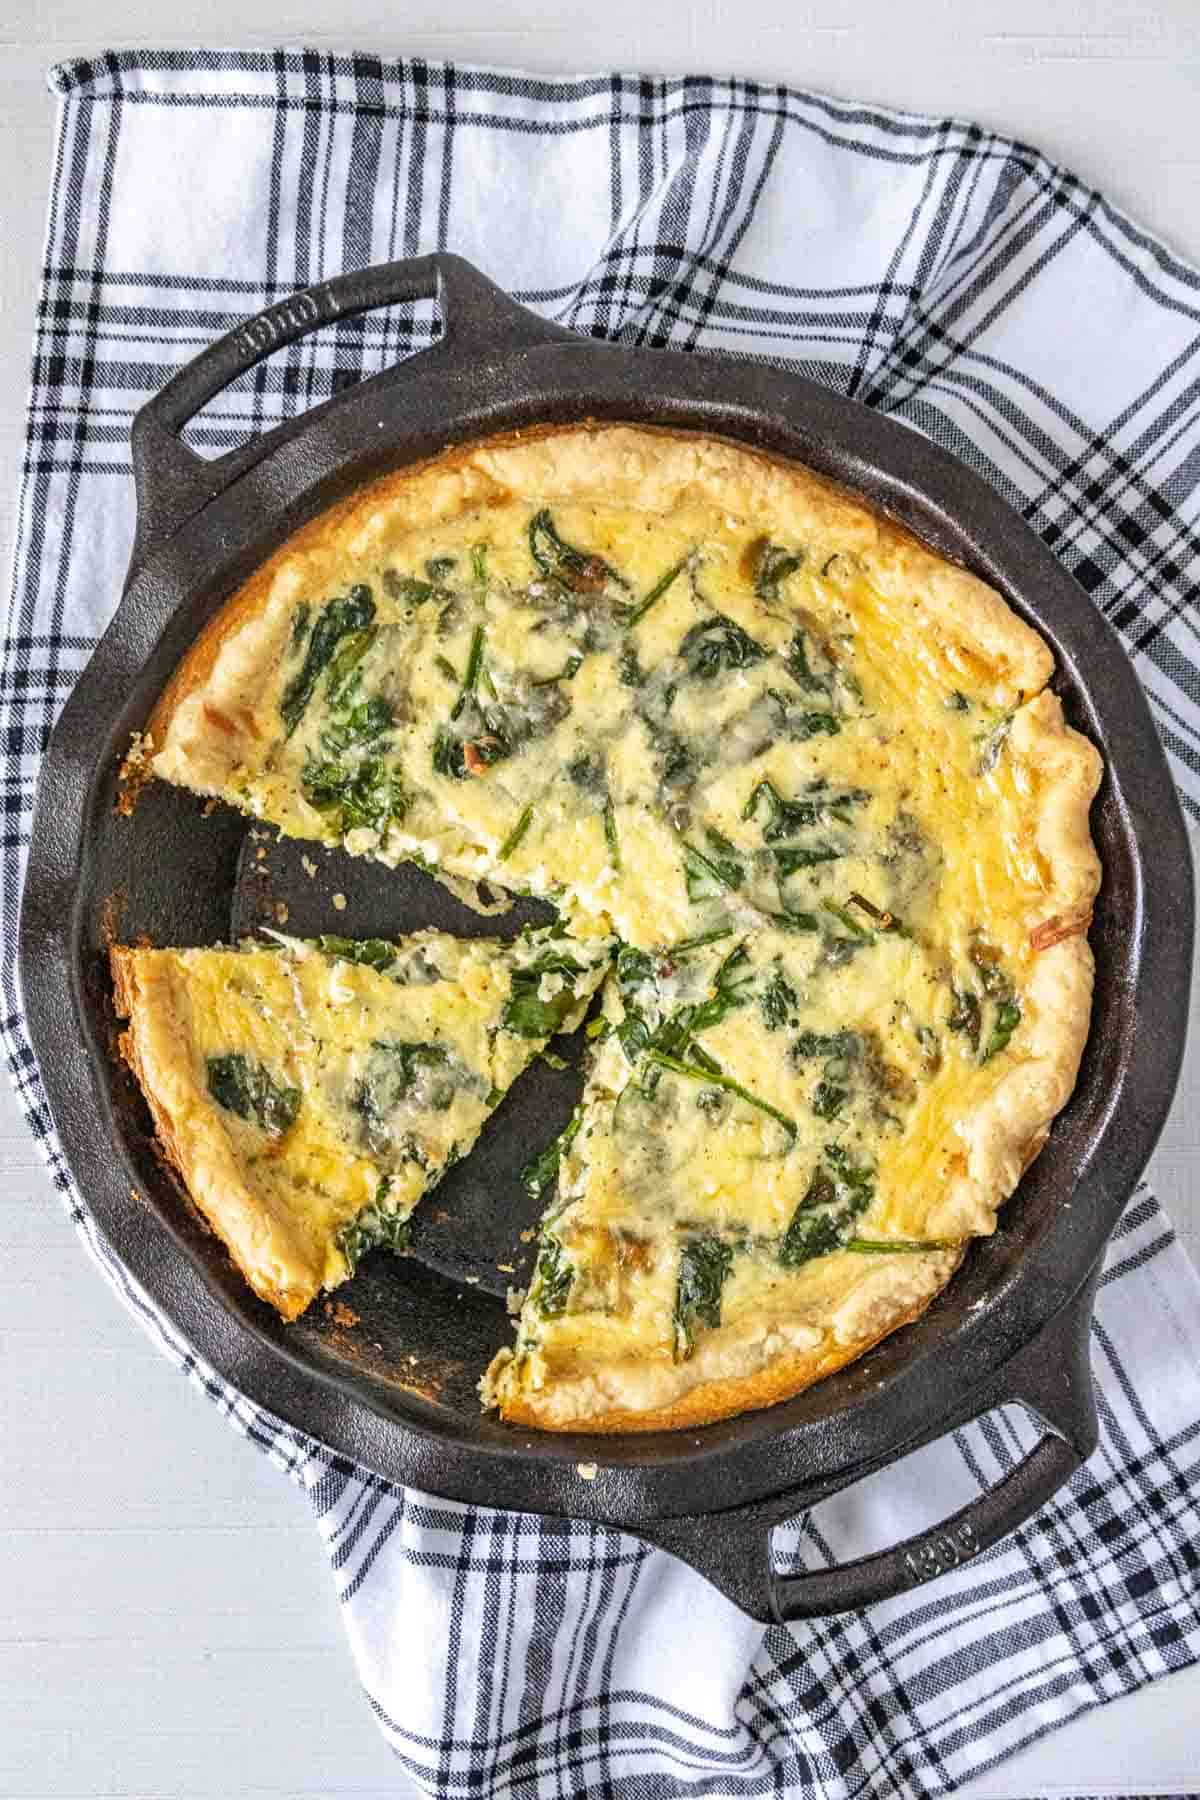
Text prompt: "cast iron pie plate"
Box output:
[[18, 255, 1193, 1622]]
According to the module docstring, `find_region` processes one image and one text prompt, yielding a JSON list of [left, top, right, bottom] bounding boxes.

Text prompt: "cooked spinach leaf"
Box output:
[[750, 539, 804, 601], [280, 586, 375, 737], [742, 778, 869, 840], [617, 642, 646, 688], [315, 935, 397, 971], [533, 1236, 575, 1317], [301, 753, 408, 838], [681, 829, 745, 901], [529, 510, 630, 593], [773, 841, 842, 876], [759, 968, 798, 1031], [621, 555, 688, 629], [521, 1106, 583, 1202], [498, 802, 535, 861], [982, 998, 1022, 1061], [354, 1040, 458, 1155], [679, 612, 768, 681], [336, 1188, 412, 1277], [674, 1235, 735, 1359], [206, 1053, 300, 1137], [782, 628, 831, 694], [501, 951, 587, 1039], [603, 797, 621, 871], [779, 1146, 875, 1268], [319, 692, 393, 757]]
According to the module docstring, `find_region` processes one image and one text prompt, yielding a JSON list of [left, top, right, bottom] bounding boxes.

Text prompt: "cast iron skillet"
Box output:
[[19, 254, 1193, 1624]]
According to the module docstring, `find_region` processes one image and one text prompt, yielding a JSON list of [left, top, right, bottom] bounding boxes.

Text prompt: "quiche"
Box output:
[[110, 926, 611, 1319], [124, 423, 1102, 1430]]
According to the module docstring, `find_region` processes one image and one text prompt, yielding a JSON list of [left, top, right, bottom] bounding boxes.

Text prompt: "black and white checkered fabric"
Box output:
[[5, 50, 1200, 1797]]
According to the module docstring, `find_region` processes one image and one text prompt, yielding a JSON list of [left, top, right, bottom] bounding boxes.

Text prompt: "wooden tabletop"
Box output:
[[3, 5, 1199, 1795]]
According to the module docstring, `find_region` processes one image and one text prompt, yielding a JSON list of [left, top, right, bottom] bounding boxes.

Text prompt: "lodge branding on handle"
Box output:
[[233, 282, 339, 359], [902, 1522, 978, 1586]]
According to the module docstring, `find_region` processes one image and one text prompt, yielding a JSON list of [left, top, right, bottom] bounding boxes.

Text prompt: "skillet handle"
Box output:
[[640, 1267, 1100, 1624], [770, 1431, 1083, 1621], [129, 253, 570, 565]]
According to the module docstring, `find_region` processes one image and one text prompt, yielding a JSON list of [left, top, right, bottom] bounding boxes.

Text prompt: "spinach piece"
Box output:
[[947, 988, 982, 1051], [782, 628, 830, 694], [681, 829, 745, 901], [945, 689, 971, 712], [603, 797, 621, 871], [382, 569, 438, 605], [953, 942, 1021, 1061], [502, 951, 586, 1039], [498, 802, 535, 861], [750, 538, 804, 601], [773, 841, 842, 877], [529, 510, 630, 593], [793, 1030, 862, 1060], [616, 943, 656, 990], [336, 1187, 412, 1278], [617, 642, 646, 688], [301, 753, 408, 837], [533, 1236, 575, 1317], [846, 1237, 957, 1254], [289, 601, 311, 648], [279, 586, 375, 737], [425, 555, 457, 582], [206, 1053, 300, 1137], [315, 935, 397, 971], [319, 692, 393, 757], [760, 968, 798, 1031], [354, 1041, 455, 1155], [451, 624, 486, 720], [674, 1235, 735, 1359], [533, 654, 583, 686], [521, 1106, 583, 1202], [324, 627, 378, 703], [644, 1049, 796, 1139], [786, 710, 842, 742], [742, 779, 869, 840], [983, 998, 1022, 1062], [812, 1079, 847, 1120], [679, 613, 768, 681], [779, 1146, 875, 1268], [622, 555, 688, 629]]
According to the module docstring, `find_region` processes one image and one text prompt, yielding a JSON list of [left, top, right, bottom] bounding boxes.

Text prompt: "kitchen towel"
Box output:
[[6, 49, 1200, 1799]]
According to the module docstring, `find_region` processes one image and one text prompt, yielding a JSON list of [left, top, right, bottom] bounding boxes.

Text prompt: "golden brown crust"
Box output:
[[110, 945, 319, 1320], [496, 1251, 963, 1432]]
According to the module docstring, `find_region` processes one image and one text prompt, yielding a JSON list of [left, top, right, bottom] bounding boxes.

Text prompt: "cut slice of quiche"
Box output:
[[482, 905, 1082, 1431], [111, 925, 612, 1320]]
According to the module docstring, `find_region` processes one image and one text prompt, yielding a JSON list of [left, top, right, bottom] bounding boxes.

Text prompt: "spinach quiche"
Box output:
[[111, 926, 611, 1320], [123, 424, 1102, 1430]]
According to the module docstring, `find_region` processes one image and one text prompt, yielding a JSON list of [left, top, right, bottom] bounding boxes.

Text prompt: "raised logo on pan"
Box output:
[[234, 284, 339, 357], [902, 1520, 978, 1585]]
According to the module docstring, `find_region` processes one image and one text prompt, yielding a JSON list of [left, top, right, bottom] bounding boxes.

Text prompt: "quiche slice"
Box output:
[[482, 909, 1074, 1431], [111, 925, 612, 1320]]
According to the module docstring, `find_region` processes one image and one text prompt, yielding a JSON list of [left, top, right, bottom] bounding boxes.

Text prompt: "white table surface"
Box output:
[[3, 4, 1200, 1795]]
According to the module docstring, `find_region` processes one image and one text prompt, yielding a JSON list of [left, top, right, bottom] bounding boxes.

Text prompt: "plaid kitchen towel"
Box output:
[[6, 49, 1200, 1799]]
